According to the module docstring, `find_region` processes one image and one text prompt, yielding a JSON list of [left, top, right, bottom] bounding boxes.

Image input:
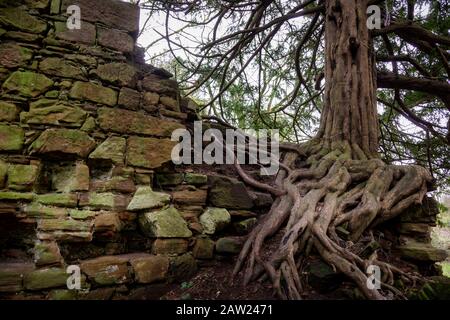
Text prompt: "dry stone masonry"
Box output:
[[0, 0, 446, 300], [0, 0, 274, 299]]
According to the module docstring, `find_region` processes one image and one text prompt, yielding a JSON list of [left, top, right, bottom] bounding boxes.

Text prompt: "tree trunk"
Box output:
[[318, 0, 379, 157]]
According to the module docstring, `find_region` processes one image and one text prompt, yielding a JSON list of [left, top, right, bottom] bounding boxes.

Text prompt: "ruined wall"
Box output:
[[0, 0, 273, 299]]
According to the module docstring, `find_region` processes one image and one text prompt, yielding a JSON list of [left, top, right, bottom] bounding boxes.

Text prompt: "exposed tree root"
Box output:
[[232, 139, 432, 300]]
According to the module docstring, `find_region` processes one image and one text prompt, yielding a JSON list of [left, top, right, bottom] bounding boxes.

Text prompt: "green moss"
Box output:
[[23, 203, 68, 218], [69, 209, 96, 220], [0, 124, 24, 151], [69, 81, 117, 106], [0, 191, 35, 201], [184, 173, 208, 185], [0, 101, 19, 122], [36, 193, 78, 207], [24, 268, 67, 291], [0, 7, 48, 34], [2, 71, 53, 98]]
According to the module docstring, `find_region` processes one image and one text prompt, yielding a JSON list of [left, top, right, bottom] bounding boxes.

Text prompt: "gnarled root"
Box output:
[[233, 139, 432, 300]]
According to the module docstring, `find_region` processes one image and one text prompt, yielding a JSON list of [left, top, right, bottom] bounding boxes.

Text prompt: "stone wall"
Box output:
[[0, 0, 273, 299]]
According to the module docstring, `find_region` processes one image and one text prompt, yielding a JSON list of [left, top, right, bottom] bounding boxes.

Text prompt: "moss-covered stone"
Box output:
[[7, 164, 39, 191], [152, 238, 189, 255], [215, 237, 243, 254], [184, 173, 208, 185], [40, 57, 86, 80], [118, 87, 141, 110], [0, 263, 34, 292], [52, 163, 89, 192], [139, 207, 192, 238], [38, 218, 93, 232], [89, 136, 126, 165], [0, 191, 34, 201], [20, 101, 87, 127], [69, 81, 117, 106], [0, 160, 7, 188], [98, 107, 185, 138], [69, 209, 96, 220], [36, 193, 78, 207], [80, 256, 130, 286], [192, 237, 215, 259], [2, 71, 53, 97], [233, 218, 257, 235], [24, 268, 68, 291], [79, 192, 129, 210], [80, 116, 96, 132], [208, 175, 254, 209], [0, 7, 47, 34], [93, 63, 138, 87], [155, 173, 184, 186], [127, 136, 177, 169], [0, 124, 24, 151], [30, 129, 96, 158], [396, 238, 448, 262], [54, 21, 96, 45], [168, 253, 197, 282], [48, 289, 78, 300], [23, 203, 68, 218], [130, 255, 169, 284], [199, 207, 231, 235], [127, 186, 171, 211], [34, 241, 63, 266], [0, 43, 33, 69], [0, 101, 19, 122]]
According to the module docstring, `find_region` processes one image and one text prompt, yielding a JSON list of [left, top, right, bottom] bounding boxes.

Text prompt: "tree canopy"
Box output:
[[138, 0, 449, 190]]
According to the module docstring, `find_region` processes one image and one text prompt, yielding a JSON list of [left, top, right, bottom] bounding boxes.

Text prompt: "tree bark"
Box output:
[[318, 0, 379, 156]]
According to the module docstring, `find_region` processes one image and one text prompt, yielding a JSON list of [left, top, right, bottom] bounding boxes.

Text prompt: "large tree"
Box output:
[[141, 0, 449, 299]]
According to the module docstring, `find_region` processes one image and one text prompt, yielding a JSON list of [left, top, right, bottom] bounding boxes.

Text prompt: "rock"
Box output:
[[215, 237, 243, 254], [82, 287, 115, 300], [411, 276, 450, 300], [98, 107, 185, 137], [139, 207, 192, 238], [79, 192, 129, 211], [52, 162, 90, 192], [0, 191, 34, 201], [38, 231, 93, 243], [127, 136, 177, 169], [142, 75, 178, 98], [20, 101, 87, 127], [94, 63, 138, 87], [34, 241, 63, 266], [69, 209, 96, 220], [233, 218, 257, 235], [152, 239, 189, 255], [7, 164, 39, 191], [97, 27, 134, 53], [0, 7, 47, 34], [159, 96, 179, 111], [69, 81, 117, 106], [54, 20, 96, 45], [35, 193, 78, 207], [23, 204, 68, 218], [0, 124, 24, 151], [155, 173, 184, 186], [172, 188, 208, 206], [306, 260, 344, 293], [208, 175, 254, 209], [80, 117, 96, 132], [40, 57, 86, 80], [396, 238, 448, 262], [199, 207, 231, 235], [250, 191, 273, 208], [24, 268, 68, 291], [2, 71, 53, 97], [30, 129, 96, 158], [127, 186, 171, 211], [0, 160, 7, 188], [398, 223, 430, 237], [61, 0, 140, 33], [38, 218, 93, 232], [0, 263, 34, 292], [118, 88, 141, 110], [184, 173, 208, 185], [89, 136, 126, 165], [91, 177, 136, 194], [400, 197, 440, 223], [80, 256, 131, 286], [25, 0, 50, 9], [0, 101, 19, 122], [192, 237, 215, 259], [47, 289, 78, 300], [94, 212, 123, 233], [130, 255, 169, 284], [143, 92, 159, 106], [168, 253, 197, 282], [229, 210, 257, 218], [0, 43, 33, 68]]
